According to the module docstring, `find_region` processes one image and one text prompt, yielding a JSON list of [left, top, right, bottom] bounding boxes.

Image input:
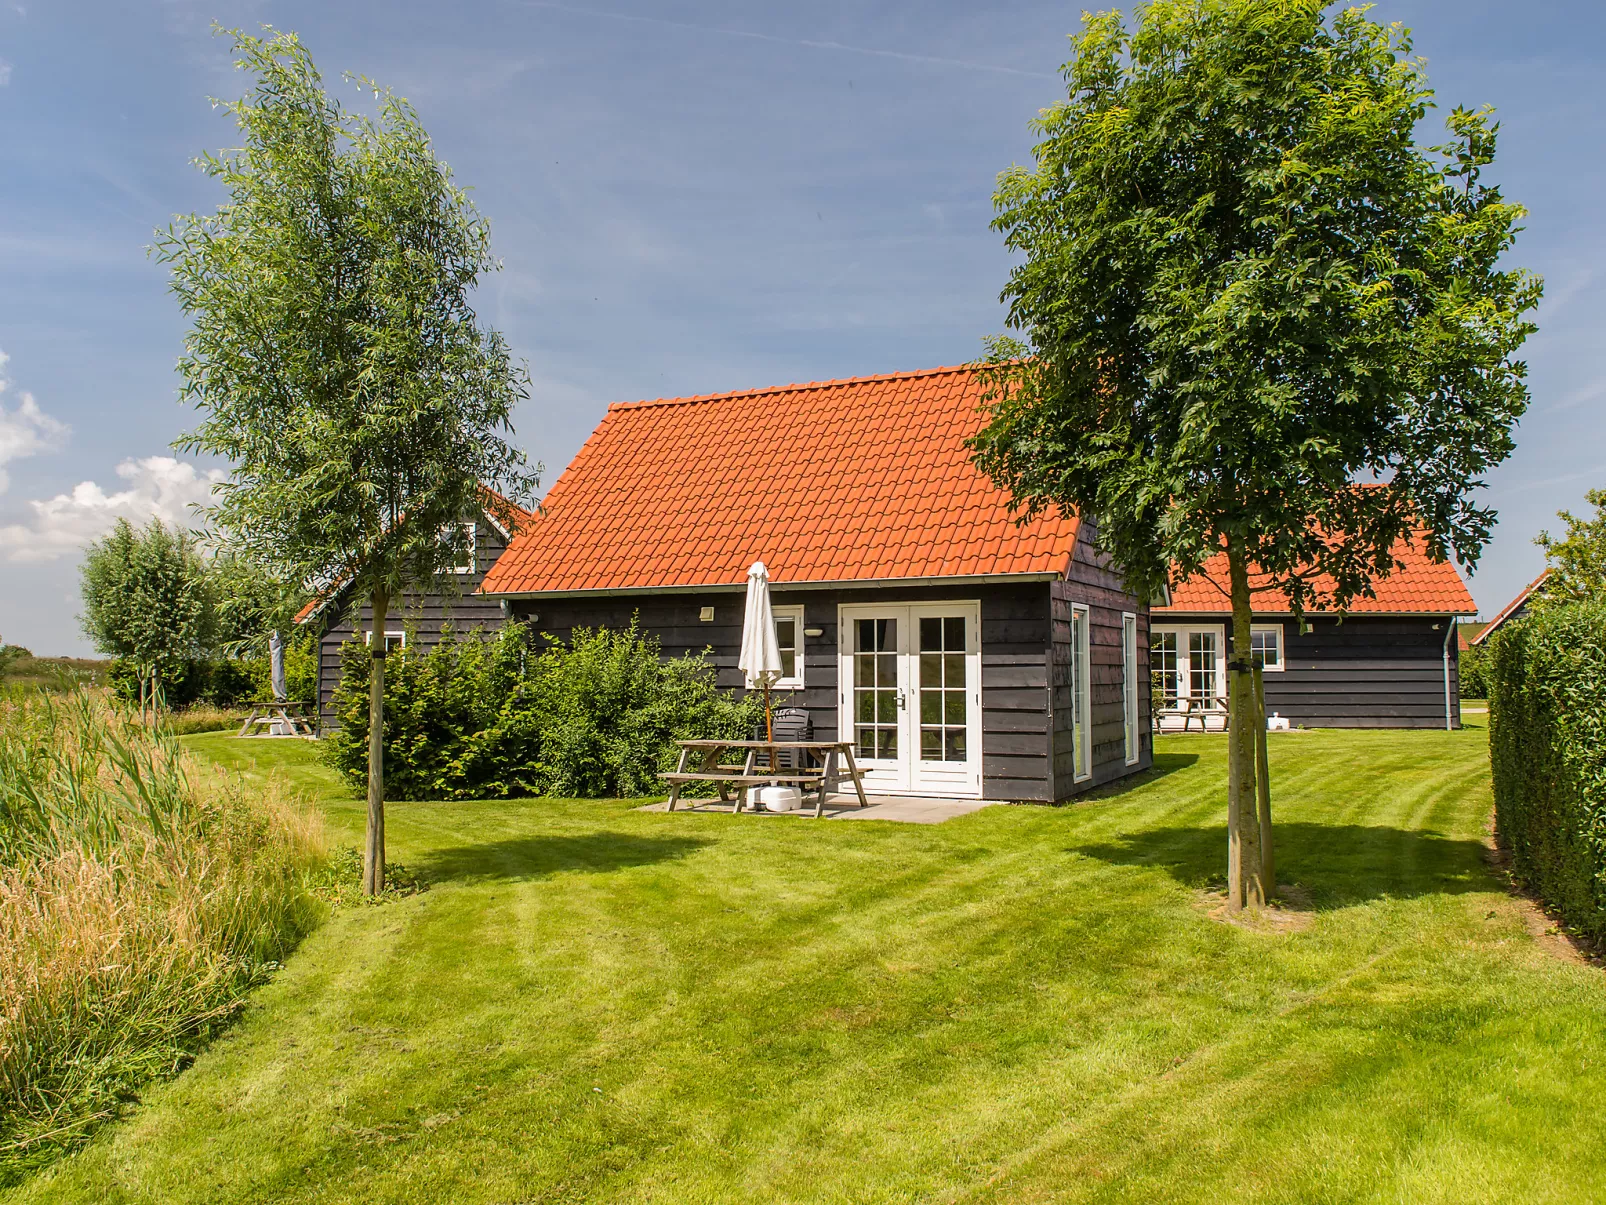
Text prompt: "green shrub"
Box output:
[[1458, 642, 1490, 700], [108, 645, 317, 711], [325, 621, 760, 800], [1488, 601, 1606, 940]]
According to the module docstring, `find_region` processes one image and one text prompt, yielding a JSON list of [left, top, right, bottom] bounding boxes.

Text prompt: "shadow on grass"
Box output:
[[1072, 752, 1201, 802], [417, 832, 713, 884], [1072, 821, 1494, 906]]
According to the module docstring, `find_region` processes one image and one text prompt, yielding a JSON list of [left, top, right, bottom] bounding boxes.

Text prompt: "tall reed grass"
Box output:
[[0, 690, 325, 1183]]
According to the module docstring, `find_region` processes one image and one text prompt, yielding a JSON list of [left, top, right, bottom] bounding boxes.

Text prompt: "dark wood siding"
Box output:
[[1157, 612, 1460, 729], [512, 574, 1148, 803], [1051, 519, 1153, 798], [313, 512, 511, 728]]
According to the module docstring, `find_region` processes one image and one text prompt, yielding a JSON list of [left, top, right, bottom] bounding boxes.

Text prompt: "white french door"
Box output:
[[838, 602, 982, 797], [1150, 624, 1227, 731]]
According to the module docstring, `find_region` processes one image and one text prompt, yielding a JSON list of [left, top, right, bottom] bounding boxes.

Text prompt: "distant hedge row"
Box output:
[[1488, 601, 1606, 940], [106, 646, 317, 710]]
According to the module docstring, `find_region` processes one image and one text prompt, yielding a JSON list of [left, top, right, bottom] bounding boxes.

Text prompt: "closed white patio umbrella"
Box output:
[[737, 560, 784, 743]]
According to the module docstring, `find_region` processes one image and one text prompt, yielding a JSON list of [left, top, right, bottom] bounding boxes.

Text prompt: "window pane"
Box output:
[[919, 653, 942, 689], [919, 616, 942, 652], [876, 655, 897, 687], [920, 690, 941, 724], [876, 691, 897, 723], [943, 653, 966, 688], [776, 617, 795, 646], [877, 729, 897, 759], [856, 657, 875, 688], [944, 729, 966, 761], [921, 729, 942, 760], [855, 693, 875, 722], [944, 616, 965, 650], [944, 690, 966, 725], [855, 726, 876, 758], [780, 649, 796, 679]]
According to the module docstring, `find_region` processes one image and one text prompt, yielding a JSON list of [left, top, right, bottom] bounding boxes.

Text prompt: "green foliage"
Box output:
[[79, 519, 213, 700], [207, 551, 310, 656], [1458, 641, 1490, 699], [1488, 602, 1606, 940], [324, 622, 760, 800], [971, 0, 1541, 611], [107, 643, 316, 711], [0, 691, 324, 1179], [1536, 487, 1606, 602], [156, 27, 539, 609]]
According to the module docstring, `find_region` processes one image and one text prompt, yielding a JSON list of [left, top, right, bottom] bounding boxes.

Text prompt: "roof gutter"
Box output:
[[479, 571, 1064, 601]]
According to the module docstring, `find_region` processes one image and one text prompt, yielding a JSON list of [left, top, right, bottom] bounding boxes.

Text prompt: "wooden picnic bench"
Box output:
[[660, 739, 870, 818], [236, 700, 317, 738], [1152, 695, 1229, 733]]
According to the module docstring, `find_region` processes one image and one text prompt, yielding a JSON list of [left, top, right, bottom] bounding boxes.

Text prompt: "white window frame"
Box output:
[[449, 521, 478, 574], [1072, 604, 1093, 783], [1251, 623, 1285, 672], [772, 604, 805, 690], [364, 629, 407, 654], [1122, 612, 1140, 765]]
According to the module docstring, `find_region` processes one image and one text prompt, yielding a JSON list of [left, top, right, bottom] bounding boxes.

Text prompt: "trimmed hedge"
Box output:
[[324, 621, 761, 800], [1488, 601, 1606, 940]]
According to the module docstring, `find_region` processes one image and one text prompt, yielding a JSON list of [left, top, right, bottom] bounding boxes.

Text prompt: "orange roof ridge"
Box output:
[[611, 363, 983, 411]]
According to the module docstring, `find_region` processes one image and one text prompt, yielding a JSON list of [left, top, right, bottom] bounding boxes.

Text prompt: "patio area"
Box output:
[[639, 793, 1002, 824]]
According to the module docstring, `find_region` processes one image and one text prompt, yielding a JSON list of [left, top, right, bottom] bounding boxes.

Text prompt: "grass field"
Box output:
[[9, 719, 1606, 1204]]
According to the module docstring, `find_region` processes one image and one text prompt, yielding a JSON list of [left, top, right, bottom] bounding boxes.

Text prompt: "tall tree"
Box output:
[[1536, 488, 1606, 602], [971, 0, 1539, 909], [157, 29, 539, 895], [80, 518, 213, 716]]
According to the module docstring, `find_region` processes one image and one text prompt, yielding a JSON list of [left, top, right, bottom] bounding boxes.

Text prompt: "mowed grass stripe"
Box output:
[[8, 723, 1606, 1204]]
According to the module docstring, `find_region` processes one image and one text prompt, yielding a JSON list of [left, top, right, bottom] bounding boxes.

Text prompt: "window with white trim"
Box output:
[[449, 521, 477, 574], [364, 629, 406, 654], [1122, 612, 1140, 765], [1072, 604, 1092, 782], [1250, 624, 1284, 672], [773, 604, 804, 689]]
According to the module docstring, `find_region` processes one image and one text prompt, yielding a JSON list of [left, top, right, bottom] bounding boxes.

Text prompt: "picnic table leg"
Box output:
[[236, 707, 257, 738], [735, 748, 756, 812], [841, 743, 869, 808], [815, 748, 838, 818], [667, 747, 690, 811]]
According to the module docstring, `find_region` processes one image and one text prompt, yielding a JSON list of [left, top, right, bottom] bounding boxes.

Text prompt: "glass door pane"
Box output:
[[1188, 631, 1218, 706], [1151, 631, 1179, 706], [854, 617, 899, 760], [918, 615, 968, 762]]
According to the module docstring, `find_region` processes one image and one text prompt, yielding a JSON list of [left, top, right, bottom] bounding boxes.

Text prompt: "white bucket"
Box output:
[[757, 786, 802, 813]]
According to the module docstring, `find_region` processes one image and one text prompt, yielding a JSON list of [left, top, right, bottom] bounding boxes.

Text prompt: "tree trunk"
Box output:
[[364, 586, 389, 896], [1254, 664, 1274, 895], [1224, 539, 1266, 911]]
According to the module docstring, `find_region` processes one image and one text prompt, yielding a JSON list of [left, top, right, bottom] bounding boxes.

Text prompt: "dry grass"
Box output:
[[0, 691, 325, 1184]]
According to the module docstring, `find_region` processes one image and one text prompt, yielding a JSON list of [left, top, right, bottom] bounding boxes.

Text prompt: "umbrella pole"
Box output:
[[764, 681, 774, 770]]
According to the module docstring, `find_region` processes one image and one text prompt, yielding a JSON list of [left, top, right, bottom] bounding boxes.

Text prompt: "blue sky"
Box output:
[[1, 1, 1601, 655]]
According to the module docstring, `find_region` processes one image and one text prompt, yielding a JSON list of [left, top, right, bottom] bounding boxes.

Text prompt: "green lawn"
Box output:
[[11, 721, 1606, 1204]]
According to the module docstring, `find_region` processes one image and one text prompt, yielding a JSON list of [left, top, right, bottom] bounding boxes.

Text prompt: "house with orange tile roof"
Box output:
[[476, 365, 1153, 802], [1469, 569, 1549, 648], [298, 494, 530, 724], [1152, 544, 1478, 730]]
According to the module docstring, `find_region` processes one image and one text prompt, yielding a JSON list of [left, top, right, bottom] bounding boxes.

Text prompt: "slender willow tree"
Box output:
[[971, 1, 1539, 909], [158, 29, 539, 894]]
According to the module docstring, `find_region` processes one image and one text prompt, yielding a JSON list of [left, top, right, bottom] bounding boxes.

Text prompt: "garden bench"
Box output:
[[661, 739, 870, 818]]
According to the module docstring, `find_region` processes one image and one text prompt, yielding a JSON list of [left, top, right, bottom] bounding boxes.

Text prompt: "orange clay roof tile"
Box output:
[[1158, 544, 1476, 616], [479, 366, 1081, 596]]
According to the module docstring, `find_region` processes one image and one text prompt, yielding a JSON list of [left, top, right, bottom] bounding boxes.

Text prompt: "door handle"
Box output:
[[898, 689, 908, 710]]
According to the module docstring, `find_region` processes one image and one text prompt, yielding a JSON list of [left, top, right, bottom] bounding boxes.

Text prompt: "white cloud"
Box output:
[[0, 348, 70, 493], [0, 456, 225, 562], [0, 59, 10, 87]]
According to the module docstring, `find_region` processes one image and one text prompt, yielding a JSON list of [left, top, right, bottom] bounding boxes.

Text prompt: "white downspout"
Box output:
[[1442, 618, 1455, 731]]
